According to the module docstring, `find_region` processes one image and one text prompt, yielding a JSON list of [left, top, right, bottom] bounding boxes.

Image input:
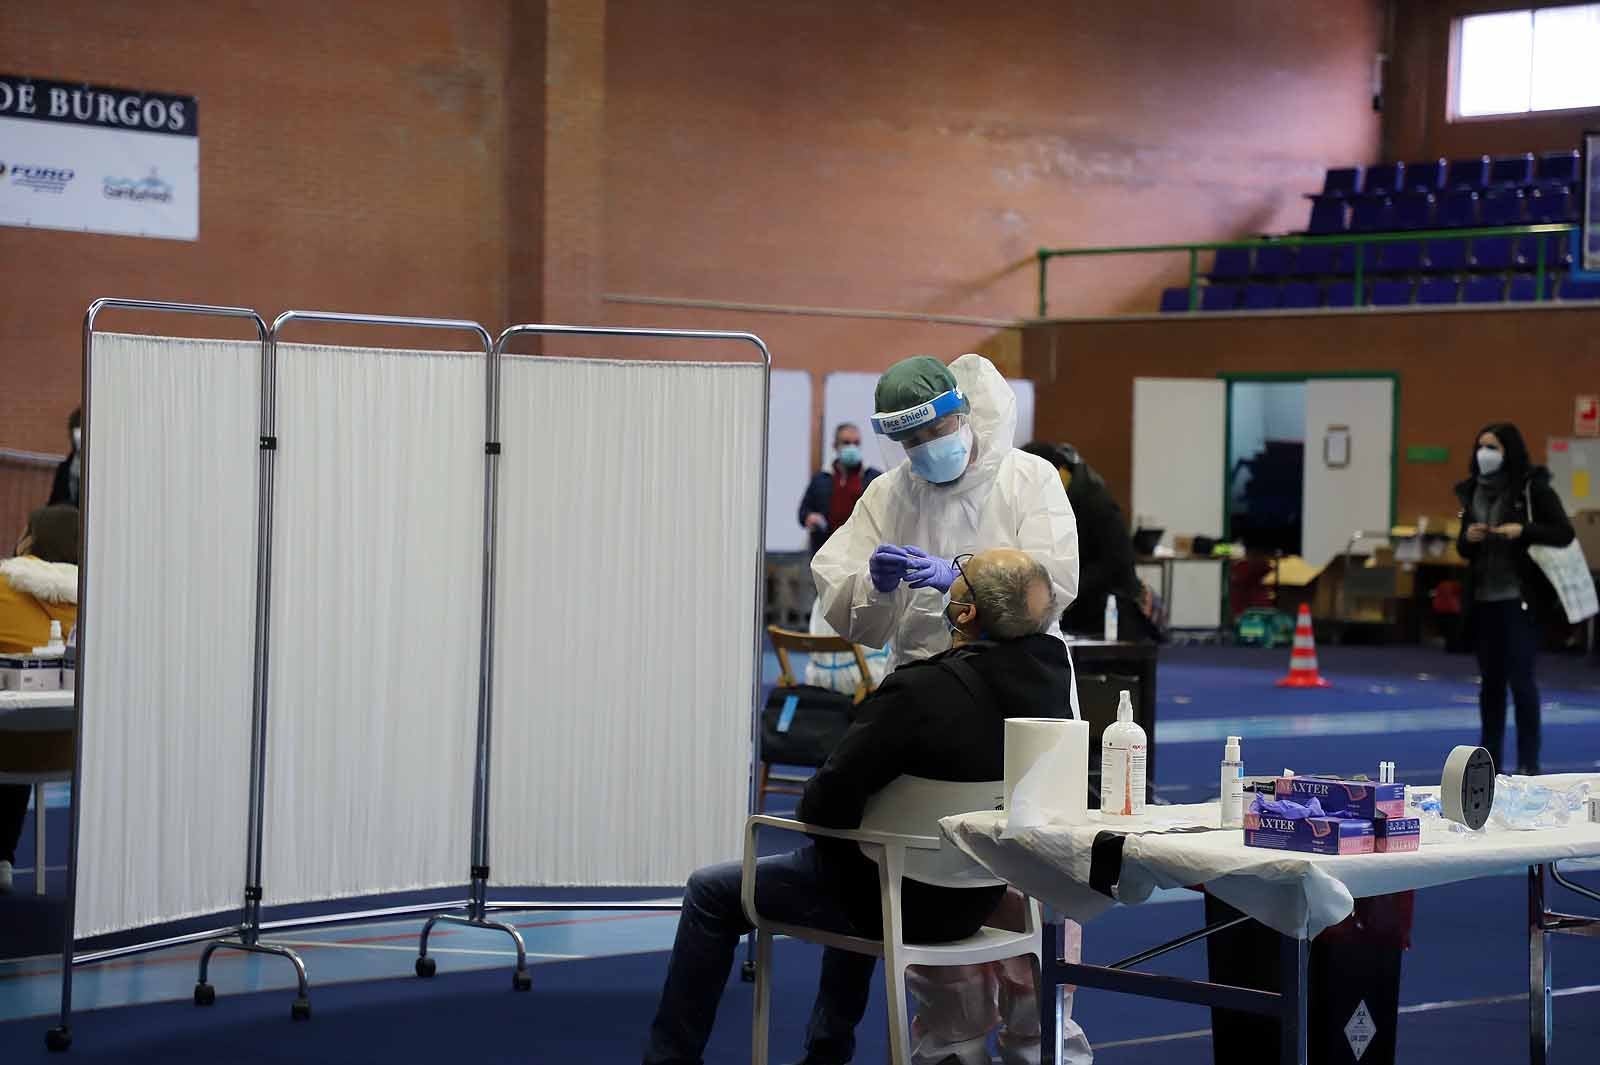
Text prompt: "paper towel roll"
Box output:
[[1004, 717, 1090, 831]]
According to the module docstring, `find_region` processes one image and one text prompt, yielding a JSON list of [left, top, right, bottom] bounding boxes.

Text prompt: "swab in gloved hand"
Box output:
[[901, 545, 960, 593], [869, 544, 914, 593]]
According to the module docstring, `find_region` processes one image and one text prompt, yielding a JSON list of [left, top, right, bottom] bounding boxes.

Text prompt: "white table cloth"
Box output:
[[943, 797, 1600, 939]]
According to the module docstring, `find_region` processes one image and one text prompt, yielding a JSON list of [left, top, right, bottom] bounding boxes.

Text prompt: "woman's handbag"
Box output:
[[1526, 483, 1598, 623]]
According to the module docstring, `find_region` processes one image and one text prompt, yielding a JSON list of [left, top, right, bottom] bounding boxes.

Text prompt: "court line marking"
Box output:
[[1091, 983, 1600, 1052], [1157, 705, 1600, 744], [266, 939, 582, 960], [0, 909, 678, 983]]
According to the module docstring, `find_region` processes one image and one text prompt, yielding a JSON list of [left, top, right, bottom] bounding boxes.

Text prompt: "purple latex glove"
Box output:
[[1249, 793, 1327, 819], [869, 544, 913, 593], [902, 546, 959, 592]]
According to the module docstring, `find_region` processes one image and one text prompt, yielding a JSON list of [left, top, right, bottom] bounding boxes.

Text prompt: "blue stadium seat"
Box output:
[[1324, 281, 1357, 307], [1480, 189, 1525, 227], [1294, 243, 1349, 276], [1403, 159, 1445, 192], [1513, 233, 1574, 271], [1370, 280, 1413, 306], [1439, 190, 1479, 229], [1462, 278, 1505, 303], [1307, 198, 1347, 234], [1209, 247, 1252, 280], [1559, 275, 1600, 301], [1471, 236, 1515, 271], [1253, 244, 1297, 278], [1528, 186, 1577, 224], [1320, 167, 1363, 198], [1241, 284, 1281, 310], [1537, 150, 1579, 188], [1417, 279, 1459, 305], [1364, 162, 1404, 196], [1510, 274, 1557, 302], [1159, 287, 1191, 312], [1424, 238, 1470, 274], [1201, 285, 1241, 311], [1447, 156, 1490, 191], [1376, 240, 1424, 274], [1350, 195, 1393, 232], [1489, 153, 1535, 187], [1393, 191, 1435, 229], [1279, 283, 1322, 309]]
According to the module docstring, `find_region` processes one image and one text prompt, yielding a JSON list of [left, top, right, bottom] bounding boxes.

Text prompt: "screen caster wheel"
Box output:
[[194, 983, 217, 1007], [415, 957, 437, 978]]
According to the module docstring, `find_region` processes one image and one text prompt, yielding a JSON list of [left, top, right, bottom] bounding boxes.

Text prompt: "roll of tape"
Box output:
[[1442, 745, 1496, 830]]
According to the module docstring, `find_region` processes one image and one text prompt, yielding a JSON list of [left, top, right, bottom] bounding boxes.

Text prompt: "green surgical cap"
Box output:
[[874, 356, 959, 414]]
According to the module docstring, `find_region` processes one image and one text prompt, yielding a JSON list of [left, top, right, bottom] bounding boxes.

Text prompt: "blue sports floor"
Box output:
[[1, 643, 1597, 1062]]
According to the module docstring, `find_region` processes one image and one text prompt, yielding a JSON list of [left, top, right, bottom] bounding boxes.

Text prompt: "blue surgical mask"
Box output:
[[836, 444, 862, 468], [944, 597, 977, 635], [907, 424, 973, 484]]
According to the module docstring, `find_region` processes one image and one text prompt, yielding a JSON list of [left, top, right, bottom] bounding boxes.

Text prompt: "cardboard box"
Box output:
[[0, 655, 63, 692], [1244, 812, 1375, 855], [1574, 511, 1600, 567], [1275, 776, 1407, 820], [1374, 816, 1420, 853]]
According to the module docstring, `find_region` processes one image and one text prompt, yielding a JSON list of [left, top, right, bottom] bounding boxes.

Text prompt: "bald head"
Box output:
[[950, 548, 1056, 640]]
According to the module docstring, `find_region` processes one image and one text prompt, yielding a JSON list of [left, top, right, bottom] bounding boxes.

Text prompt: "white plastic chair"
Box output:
[[741, 776, 1042, 1065]]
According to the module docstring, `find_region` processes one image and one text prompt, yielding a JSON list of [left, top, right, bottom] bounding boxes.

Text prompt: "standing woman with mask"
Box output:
[[49, 408, 81, 508], [1455, 423, 1574, 776]]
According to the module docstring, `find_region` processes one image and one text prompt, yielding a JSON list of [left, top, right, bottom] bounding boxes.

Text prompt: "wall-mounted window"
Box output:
[[1453, 4, 1600, 118]]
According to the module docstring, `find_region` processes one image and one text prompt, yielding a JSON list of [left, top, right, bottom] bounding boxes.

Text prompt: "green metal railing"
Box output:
[[1034, 223, 1580, 318]]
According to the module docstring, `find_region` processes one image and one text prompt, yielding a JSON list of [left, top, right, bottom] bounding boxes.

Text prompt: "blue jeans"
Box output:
[[644, 846, 877, 1065]]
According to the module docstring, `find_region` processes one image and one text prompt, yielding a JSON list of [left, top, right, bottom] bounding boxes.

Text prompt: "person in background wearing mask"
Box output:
[[799, 423, 882, 557], [0, 505, 79, 894], [1455, 422, 1574, 776], [49, 408, 82, 508], [1021, 441, 1158, 642], [812, 355, 1080, 673]]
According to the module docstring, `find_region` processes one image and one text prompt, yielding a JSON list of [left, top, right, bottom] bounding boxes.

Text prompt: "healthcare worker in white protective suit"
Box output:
[[811, 353, 1092, 1065], [812, 353, 1080, 676]]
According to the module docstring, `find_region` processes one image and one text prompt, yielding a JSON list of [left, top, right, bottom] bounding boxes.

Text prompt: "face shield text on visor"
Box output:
[[872, 388, 972, 485]]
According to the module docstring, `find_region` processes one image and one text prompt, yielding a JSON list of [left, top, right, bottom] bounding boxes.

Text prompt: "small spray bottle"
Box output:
[[1220, 735, 1244, 828], [1103, 594, 1119, 643]]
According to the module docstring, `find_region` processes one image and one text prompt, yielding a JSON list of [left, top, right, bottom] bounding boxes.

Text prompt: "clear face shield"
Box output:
[[871, 388, 973, 484]]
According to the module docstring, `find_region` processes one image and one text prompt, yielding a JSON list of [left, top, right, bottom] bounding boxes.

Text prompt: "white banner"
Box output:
[[0, 74, 198, 241]]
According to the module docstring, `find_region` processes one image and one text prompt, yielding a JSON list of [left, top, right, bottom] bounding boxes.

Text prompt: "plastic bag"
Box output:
[[1489, 776, 1593, 831]]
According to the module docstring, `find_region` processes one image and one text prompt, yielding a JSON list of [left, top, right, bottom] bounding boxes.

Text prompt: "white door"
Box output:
[[1132, 378, 1227, 629], [1301, 378, 1395, 571]]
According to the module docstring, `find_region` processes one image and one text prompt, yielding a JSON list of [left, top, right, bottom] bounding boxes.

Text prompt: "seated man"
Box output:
[[644, 548, 1073, 1065]]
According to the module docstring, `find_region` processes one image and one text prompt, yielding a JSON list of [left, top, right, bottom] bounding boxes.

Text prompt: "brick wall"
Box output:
[[0, 0, 512, 451], [1, 1, 1382, 465]]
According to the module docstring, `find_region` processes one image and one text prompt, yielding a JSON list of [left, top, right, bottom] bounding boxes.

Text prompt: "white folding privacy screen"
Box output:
[[262, 343, 486, 904], [491, 357, 764, 885], [78, 334, 260, 937], [74, 324, 766, 941]]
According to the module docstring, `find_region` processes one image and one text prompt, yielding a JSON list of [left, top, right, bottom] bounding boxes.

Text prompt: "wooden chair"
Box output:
[[759, 626, 876, 810]]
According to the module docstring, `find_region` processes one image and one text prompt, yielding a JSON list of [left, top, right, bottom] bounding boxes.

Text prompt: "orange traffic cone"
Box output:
[[1276, 605, 1330, 688]]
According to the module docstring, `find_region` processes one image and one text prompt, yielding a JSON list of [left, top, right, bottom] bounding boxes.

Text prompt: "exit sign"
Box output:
[[1578, 395, 1599, 438]]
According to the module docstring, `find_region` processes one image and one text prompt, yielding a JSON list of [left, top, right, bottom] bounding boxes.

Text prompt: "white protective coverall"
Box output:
[[809, 354, 1091, 1065], [810, 353, 1081, 674]]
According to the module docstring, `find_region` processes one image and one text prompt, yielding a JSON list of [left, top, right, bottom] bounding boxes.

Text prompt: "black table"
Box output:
[[1066, 639, 1159, 802]]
